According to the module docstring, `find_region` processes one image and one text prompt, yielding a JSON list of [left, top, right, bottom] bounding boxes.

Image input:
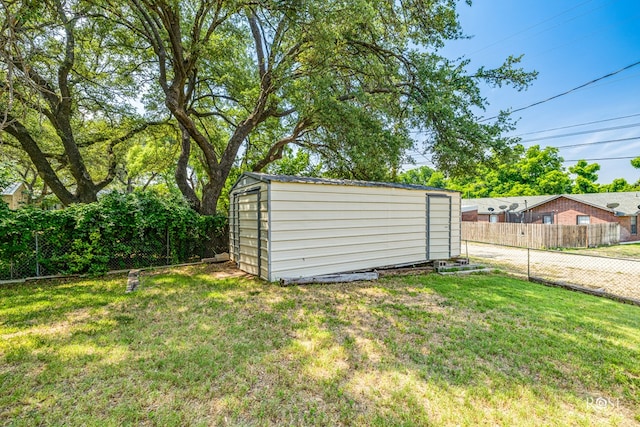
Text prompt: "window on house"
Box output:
[[489, 214, 499, 223], [543, 215, 553, 224], [631, 216, 637, 235], [577, 215, 590, 225]]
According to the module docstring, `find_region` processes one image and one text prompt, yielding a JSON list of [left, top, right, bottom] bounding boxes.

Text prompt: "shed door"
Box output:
[[427, 194, 451, 260], [237, 191, 261, 276], [231, 194, 240, 261]]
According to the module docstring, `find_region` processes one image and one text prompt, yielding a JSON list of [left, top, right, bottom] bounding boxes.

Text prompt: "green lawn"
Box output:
[[568, 242, 640, 259], [1, 265, 639, 426]]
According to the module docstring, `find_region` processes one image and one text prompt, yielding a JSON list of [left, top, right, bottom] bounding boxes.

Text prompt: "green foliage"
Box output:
[[600, 178, 633, 193], [398, 166, 448, 188], [0, 162, 15, 190], [401, 149, 640, 197], [266, 147, 322, 177], [401, 145, 640, 197], [399, 166, 435, 185], [444, 145, 573, 197], [313, 102, 413, 181], [0, 192, 226, 277], [569, 160, 600, 194]]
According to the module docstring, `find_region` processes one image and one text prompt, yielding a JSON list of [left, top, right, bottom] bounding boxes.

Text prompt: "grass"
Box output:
[[566, 243, 640, 259], [1, 264, 639, 426]]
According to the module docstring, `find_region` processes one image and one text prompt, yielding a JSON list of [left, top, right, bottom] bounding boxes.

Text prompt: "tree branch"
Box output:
[[247, 9, 266, 79], [251, 118, 312, 171], [78, 120, 169, 147], [3, 114, 77, 205]]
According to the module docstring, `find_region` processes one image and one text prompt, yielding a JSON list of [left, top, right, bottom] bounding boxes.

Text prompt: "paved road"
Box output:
[[464, 242, 640, 301]]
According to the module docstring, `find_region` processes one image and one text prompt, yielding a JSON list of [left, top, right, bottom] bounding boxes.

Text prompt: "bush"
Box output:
[[0, 191, 227, 277]]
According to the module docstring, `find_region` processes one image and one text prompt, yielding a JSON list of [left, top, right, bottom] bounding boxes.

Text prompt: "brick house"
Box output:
[[462, 192, 640, 242]]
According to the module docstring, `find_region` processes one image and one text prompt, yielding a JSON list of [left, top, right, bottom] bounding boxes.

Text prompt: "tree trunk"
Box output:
[[200, 180, 224, 216], [5, 117, 79, 206], [174, 125, 201, 211]]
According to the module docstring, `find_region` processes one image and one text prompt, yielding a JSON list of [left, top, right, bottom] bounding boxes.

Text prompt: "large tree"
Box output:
[[0, 0, 161, 205], [97, 0, 535, 214]]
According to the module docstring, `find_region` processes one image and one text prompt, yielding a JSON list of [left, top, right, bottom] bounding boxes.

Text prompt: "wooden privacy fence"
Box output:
[[462, 222, 620, 249]]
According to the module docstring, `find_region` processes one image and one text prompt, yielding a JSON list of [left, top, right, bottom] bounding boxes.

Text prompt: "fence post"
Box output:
[[586, 225, 589, 248], [465, 239, 469, 260], [166, 226, 170, 266], [527, 248, 530, 280], [34, 232, 40, 277]]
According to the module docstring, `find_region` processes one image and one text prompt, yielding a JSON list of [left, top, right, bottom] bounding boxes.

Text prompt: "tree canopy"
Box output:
[[0, 0, 166, 205], [2, 0, 538, 212], [400, 145, 640, 197]]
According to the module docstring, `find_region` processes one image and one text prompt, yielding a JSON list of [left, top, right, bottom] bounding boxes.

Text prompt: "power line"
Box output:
[[520, 122, 640, 143], [512, 112, 640, 137], [410, 111, 640, 137], [480, 59, 640, 122], [563, 156, 638, 162], [554, 136, 640, 149]]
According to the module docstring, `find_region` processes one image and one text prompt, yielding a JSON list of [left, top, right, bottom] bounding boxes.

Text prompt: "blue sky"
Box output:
[[410, 0, 640, 184]]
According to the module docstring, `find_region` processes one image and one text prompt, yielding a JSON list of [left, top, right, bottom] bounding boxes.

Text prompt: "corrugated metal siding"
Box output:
[[259, 186, 269, 280], [450, 195, 461, 257], [269, 182, 428, 280], [229, 194, 237, 263], [237, 192, 260, 276], [229, 180, 269, 280]]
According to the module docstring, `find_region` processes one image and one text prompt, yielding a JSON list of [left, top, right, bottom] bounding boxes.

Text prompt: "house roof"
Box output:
[[1, 182, 22, 196], [241, 172, 457, 192], [461, 195, 553, 215], [462, 192, 640, 216]]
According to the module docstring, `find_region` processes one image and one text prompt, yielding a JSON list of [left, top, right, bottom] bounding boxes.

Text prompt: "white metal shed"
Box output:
[[229, 172, 461, 282]]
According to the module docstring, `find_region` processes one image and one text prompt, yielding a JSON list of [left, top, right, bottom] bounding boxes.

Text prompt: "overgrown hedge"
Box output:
[[0, 192, 227, 278]]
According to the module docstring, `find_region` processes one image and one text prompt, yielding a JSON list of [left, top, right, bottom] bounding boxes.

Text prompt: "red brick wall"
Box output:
[[617, 216, 640, 242], [528, 197, 640, 242], [529, 198, 613, 225], [462, 210, 478, 221]]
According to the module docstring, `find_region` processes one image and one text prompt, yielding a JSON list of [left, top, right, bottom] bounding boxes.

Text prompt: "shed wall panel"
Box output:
[[268, 182, 429, 279], [450, 196, 462, 257], [272, 246, 425, 276], [270, 217, 426, 232]]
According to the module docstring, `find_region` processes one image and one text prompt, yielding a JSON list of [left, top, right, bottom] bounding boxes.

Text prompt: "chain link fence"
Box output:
[[0, 226, 229, 281], [464, 240, 640, 303]]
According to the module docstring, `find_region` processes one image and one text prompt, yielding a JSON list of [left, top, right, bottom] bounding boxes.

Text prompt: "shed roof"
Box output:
[[1, 182, 22, 196], [463, 192, 640, 216], [240, 172, 456, 192]]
